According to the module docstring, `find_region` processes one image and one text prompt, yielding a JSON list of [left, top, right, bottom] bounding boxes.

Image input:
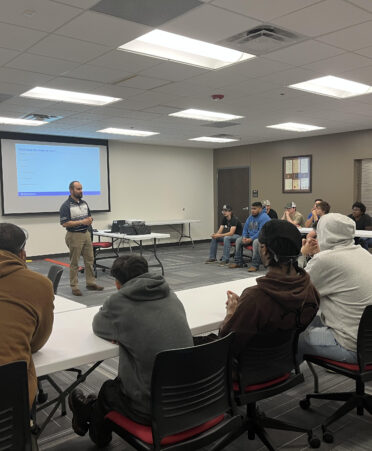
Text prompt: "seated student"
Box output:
[[298, 213, 372, 363], [220, 220, 319, 379], [281, 202, 305, 227], [348, 201, 372, 250], [205, 204, 242, 266], [229, 201, 270, 271], [304, 199, 323, 227], [262, 200, 278, 219], [0, 223, 54, 408], [68, 255, 193, 447]]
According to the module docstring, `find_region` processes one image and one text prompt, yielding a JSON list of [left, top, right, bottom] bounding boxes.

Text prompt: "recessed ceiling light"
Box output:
[[118, 29, 255, 69], [170, 109, 244, 122], [189, 136, 239, 143], [0, 116, 45, 126], [97, 128, 159, 137], [289, 76, 372, 99], [21, 87, 121, 106], [267, 122, 325, 132]]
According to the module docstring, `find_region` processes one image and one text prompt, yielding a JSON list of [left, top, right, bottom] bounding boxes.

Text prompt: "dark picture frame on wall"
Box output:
[[282, 155, 312, 193]]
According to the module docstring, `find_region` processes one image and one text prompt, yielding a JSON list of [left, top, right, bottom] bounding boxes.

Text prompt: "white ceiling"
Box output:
[[1, 0, 372, 148]]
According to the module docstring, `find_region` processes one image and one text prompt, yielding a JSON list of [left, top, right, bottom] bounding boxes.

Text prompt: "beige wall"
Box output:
[[214, 129, 372, 222], [0, 141, 213, 256]]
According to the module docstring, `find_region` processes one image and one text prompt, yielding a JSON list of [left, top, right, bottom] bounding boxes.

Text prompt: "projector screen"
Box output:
[[1, 134, 110, 215]]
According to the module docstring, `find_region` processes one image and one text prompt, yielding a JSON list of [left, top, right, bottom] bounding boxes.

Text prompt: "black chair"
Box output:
[[105, 333, 242, 451], [47, 265, 63, 294], [300, 305, 372, 443], [212, 330, 320, 451], [0, 361, 35, 450]]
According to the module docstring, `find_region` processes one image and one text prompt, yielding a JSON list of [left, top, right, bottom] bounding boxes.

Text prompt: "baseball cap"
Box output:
[[285, 202, 296, 209], [221, 204, 232, 211], [262, 200, 271, 206], [259, 219, 302, 259]]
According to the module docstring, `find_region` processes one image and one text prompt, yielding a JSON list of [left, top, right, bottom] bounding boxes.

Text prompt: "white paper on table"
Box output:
[[285, 179, 293, 190], [300, 158, 309, 173], [285, 159, 292, 174], [300, 178, 309, 190]]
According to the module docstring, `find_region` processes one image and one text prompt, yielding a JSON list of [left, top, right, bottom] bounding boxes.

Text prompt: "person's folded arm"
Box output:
[[31, 280, 54, 353], [92, 302, 117, 342]]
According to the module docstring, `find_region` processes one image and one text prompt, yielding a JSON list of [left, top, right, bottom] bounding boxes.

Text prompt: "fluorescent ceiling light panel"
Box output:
[[267, 122, 325, 132], [97, 127, 159, 137], [189, 136, 239, 143], [0, 116, 45, 126], [170, 109, 243, 122], [118, 29, 255, 69], [21, 87, 121, 106], [289, 76, 372, 99]]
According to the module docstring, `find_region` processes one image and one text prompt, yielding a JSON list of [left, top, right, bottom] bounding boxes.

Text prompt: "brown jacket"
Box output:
[[0, 250, 54, 407]]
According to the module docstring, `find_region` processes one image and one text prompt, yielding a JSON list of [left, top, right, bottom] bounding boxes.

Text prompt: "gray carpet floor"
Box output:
[[28, 242, 372, 450]]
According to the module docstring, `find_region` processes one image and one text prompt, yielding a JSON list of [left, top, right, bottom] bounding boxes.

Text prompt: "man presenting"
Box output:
[[0, 223, 54, 408], [229, 201, 270, 271], [60, 181, 103, 296]]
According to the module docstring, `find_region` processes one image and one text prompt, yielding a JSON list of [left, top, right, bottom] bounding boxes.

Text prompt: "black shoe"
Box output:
[[68, 389, 96, 436]]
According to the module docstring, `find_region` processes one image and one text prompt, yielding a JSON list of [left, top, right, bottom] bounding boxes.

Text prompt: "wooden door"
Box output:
[[217, 167, 250, 227]]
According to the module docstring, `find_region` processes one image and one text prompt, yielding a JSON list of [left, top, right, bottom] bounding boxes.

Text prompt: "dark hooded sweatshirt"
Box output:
[[92, 272, 193, 420], [220, 268, 319, 381], [0, 250, 54, 407]]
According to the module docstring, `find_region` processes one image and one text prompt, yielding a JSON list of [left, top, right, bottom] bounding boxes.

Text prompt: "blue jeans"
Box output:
[[234, 237, 262, 268], [297, 316, 357, 363], [209, 234, 239, 263], [358, 237, 372, 250]]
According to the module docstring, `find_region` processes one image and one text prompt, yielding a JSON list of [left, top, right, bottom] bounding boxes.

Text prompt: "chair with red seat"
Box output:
[[91, 240, 113, 276], [212, 329, 320, 451], [300, 305, 372, 443], [104, 333, 242, 451]]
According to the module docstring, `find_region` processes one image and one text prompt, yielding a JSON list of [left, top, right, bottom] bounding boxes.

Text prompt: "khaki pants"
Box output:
[[65, 230, 96, 288]]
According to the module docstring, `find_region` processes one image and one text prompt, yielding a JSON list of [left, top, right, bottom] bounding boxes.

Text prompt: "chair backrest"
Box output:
[[237, 329, 299, 389], [357, 305, 372, 370], [150, 333, 235, 445], [0, 361, 32, 450], [47, 265, 63, 294]]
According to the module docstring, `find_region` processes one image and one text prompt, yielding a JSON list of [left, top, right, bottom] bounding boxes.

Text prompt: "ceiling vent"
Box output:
[[22, 113, 63, 123], [219, 25, 306, 55], [202, 121, 240, 128]]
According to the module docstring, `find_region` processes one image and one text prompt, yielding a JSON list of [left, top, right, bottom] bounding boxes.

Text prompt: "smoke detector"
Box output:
[[219, 25, 306, 55], [22, 113, 63, 123]]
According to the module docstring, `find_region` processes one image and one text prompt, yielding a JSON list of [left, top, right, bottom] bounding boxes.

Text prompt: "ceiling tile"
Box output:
[[0, 23, 47, 51], [28, 35, 109, 63], [0, 81, 26, 96], [56, 11, 150, 47], [43, 77, 104, 92], [51, 0, 101, 9], [138, 61, 208, 82], [302, 52, 372, 74], [259, 67, 320, 87], [91, 84, 144, 99], [0, 48, 20, 66], [318, 21, 372, 51], [0, 68, 53, 86], [341, 64, 372, 84], [161, 4, 261, 42], [6, 53, 80, 76], [347, 0, 372, 13], [88, 50, 160, 72], [64, 64, 131, 83], [211, 0, 321, 21], [118, 76, 170, 89], [265, 40, 344, 66], [356, 46, 372, 58], [0, 0, 81, 32], [271, 0, 372, 37], [90, 0, 202, 27]]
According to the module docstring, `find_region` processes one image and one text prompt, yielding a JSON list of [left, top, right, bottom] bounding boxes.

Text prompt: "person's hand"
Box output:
[[301, 236, 319, 256], [226, 290, 239, 316], [81, 217, 93, 225], [242, 237, 251, 244], [285, 210, 291, 218]]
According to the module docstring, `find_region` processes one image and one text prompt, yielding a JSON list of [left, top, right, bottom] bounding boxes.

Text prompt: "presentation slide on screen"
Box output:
[[1, 138, 110, 215]]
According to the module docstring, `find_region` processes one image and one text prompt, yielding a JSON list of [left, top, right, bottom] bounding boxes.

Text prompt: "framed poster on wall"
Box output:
[[282, 155, 312, 193]]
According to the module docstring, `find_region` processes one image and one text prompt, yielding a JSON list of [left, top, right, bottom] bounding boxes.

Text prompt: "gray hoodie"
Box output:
[[306, 213, 372, 352], [92, 272, 193, 418]]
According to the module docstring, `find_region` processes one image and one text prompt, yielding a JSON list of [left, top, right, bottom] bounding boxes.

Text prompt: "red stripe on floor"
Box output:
[[44, 258, 70, 267]]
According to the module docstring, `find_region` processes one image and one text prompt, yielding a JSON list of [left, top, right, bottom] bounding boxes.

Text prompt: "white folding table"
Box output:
[[53, 295, 86, 314], [145, 219, 200, 246]]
